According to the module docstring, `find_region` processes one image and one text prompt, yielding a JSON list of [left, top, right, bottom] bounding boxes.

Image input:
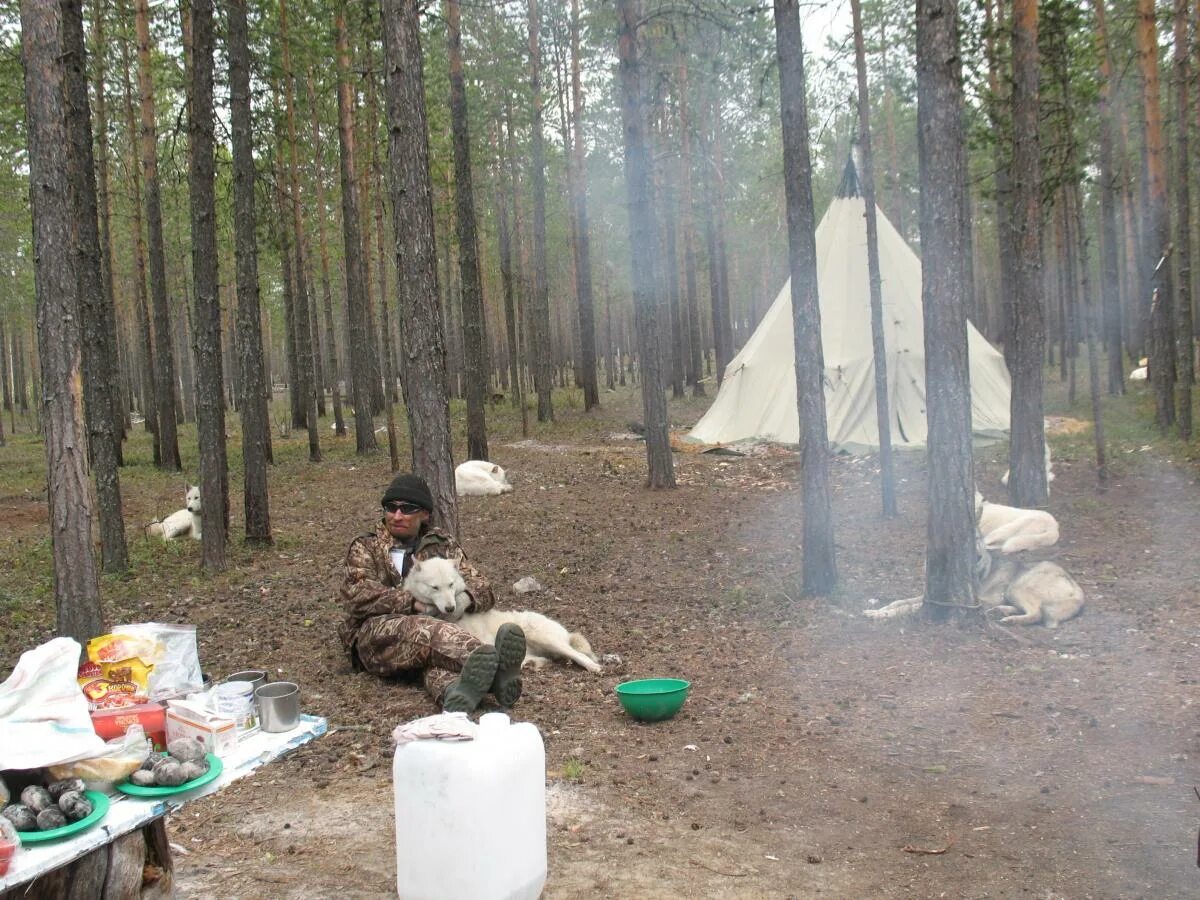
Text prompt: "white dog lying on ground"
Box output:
[[145, 485, 202, 540], [455, 460, 513, 496], [977, 553, 1085, 627], [976, 490, 1059, 554], [403, 557, 602, 673], [864, 532, 1085, 627]]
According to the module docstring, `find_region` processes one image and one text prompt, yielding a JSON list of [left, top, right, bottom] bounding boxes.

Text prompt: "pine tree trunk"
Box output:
[[305, 67, 346, 437], [697, 67, 731, 386], [380, 0, 459, 533], [306, 260, 326, 418], [915, 0, 977, 617], [1135, 0, 1176, 430], [527, 0, 554, 422], [176, 291, 196, 425], [505, 105, 531, 435], [274, 156, 302, 431], [135, 0, 181, 470], [616, 0, 674, 489], [676, 57, 705, 398], [1172, 0, 1193, 439], [279, 0, 320, 462], [188, 0, 228, 568], [20, 0, 104, 641], [1092, 0, 1125, 395], [773, 0, 836, 595], [497, 116, 528, 434], [569, 0, 599, 410], [1069, 183, 1108, 481], [657, 112, 685, 401], [63, 0, 128, 574], [0, 316, 10, 413], [118, 0, 157, 451], [851, 0, 897, 519], [357, 28, 386, 418], [91, 0, 128, 452], [336, 4, 377, 453], [985, 0, 1016, 364], [447, 0, 489, 460], [228, 0, 272, 544], [1006, 0, 1049, 508]]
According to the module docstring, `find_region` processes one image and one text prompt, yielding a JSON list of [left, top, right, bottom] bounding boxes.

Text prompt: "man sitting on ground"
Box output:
[[338, 473, 525, 713]]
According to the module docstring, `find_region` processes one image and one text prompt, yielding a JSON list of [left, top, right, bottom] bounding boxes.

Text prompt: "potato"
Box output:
[[36, 807, 68, 831], [1, 804, 37, 832], [178, 760, 208, 782], [58, 790, 94, 822], [20, 785, 54, 812], [48, 778, 87, 801], [152, 761, 189, 787], [166, 739, 206, 764], [129, 770, 158, 787]]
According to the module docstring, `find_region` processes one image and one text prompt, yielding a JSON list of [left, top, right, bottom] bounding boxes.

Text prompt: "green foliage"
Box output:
[[560, 758, 586, 781]]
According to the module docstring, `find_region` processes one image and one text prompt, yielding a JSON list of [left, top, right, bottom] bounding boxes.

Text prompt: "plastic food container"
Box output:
[[213, 681, 256, 731], [393, 712, 546, 899]]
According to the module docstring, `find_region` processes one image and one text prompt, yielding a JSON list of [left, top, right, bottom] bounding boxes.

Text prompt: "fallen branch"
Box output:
[[689, 857, 756, 877], [902, 835, 955, 856]]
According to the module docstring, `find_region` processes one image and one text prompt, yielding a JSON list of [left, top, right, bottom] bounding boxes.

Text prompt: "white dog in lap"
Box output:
[[145, 485, 202, 541], [404, 557, 602, 673]]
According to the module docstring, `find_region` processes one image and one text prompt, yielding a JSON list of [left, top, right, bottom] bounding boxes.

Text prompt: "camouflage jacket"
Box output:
[[338, 521, 496, 653]]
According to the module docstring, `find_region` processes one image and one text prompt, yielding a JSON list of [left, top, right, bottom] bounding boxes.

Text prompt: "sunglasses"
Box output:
[[383, 500, 426, 515]]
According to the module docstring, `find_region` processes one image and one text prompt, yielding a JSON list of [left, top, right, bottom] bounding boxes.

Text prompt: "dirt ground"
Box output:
[[3, 385, 1200, 898]]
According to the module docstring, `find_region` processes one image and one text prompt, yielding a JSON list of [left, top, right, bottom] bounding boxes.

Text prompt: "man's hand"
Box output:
[[412, 599, 434, 616]]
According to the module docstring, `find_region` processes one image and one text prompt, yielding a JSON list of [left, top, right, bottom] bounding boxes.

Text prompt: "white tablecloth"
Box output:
[[0, 714, 327, 891]]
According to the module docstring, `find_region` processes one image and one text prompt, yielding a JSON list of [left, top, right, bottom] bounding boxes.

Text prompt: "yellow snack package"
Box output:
[[79, 634, 157, 708]]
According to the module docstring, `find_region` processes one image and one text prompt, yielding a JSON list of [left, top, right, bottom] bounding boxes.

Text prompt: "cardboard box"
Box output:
[[91, 701, 166, 751], [165, 700, 238, 757]]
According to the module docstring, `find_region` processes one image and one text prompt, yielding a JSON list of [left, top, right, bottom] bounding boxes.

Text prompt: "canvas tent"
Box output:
[[689, 164, 1011, 454]]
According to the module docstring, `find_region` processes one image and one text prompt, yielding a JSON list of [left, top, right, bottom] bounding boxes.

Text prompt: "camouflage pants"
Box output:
[[354, 614, 484, 704]]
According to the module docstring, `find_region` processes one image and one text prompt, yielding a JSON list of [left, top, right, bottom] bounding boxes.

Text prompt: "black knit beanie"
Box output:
[[381, 473, 434, 511]]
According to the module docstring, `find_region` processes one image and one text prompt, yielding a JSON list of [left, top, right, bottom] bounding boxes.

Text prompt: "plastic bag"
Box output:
[[0, 637, 106, 770], [48, 724, 152, 788], [111, 623, 203, 700]]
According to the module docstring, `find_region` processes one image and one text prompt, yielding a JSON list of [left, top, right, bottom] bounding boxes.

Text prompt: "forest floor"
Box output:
[[2, 374, 1200, 898]]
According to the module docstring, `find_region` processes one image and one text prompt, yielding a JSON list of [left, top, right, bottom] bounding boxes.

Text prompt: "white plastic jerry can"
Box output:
[[393, 712, 547, 899]]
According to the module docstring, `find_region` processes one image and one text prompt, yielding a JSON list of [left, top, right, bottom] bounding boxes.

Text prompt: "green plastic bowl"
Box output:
[[615, 678, 691, 721]]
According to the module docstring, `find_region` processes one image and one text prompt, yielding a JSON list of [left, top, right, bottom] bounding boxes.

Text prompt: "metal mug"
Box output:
[[224, 670, 267, 692], [255, 681, 300, 733]]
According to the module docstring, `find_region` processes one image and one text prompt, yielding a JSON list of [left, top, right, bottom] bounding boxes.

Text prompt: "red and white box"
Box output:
[[165, 699, 238, 757], [91, 701, 166, 751]]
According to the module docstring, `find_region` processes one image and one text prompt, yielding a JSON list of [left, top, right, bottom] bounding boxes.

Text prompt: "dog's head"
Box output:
[[403, 557, 467, 617], [185, 485, 202, 514], [489, 464, 513, 492]]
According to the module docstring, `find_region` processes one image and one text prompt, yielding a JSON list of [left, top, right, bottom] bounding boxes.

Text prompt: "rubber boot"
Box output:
[[442, 645, 499, 714], [490, 623, 526, 708]]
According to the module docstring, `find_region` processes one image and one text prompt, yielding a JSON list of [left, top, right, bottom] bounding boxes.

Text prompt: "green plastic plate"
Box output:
[[17, 790, 110, 845], [115, 752, 223, 797]]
